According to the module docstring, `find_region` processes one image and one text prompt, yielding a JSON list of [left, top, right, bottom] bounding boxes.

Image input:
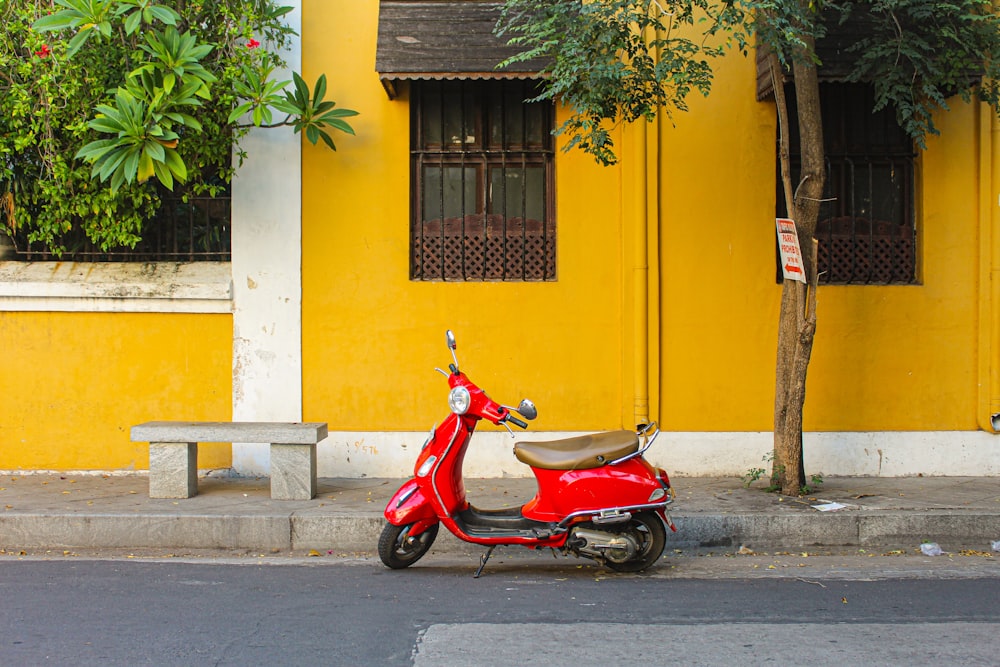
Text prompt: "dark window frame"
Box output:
[[777, 82, 918, 285], [410, 79, 556, 282]]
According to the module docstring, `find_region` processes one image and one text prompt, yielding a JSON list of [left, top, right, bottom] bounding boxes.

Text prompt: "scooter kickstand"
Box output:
[[473, 546, 495, 578]]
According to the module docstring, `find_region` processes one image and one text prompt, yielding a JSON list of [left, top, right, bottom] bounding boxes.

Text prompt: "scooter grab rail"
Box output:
[[608, 422, 660, 465]]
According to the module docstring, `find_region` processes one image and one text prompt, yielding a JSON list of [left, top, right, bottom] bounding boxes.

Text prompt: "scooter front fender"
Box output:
[[384, 478, 438, 530]]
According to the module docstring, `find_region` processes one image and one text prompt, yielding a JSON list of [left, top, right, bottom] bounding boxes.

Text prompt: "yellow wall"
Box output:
[[0, 312, 231, 470], [301, 0, 627, 432], [657, 52, 984, 432], [302, 1, 989, 434]]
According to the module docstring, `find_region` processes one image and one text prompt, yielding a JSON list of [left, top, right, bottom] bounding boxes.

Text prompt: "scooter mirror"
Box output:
[[517, 399, 538, 421], [446, 330, 457, 351]]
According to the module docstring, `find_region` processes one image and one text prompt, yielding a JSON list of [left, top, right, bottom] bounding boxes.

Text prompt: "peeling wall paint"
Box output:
[[229, 0, 303, 476]]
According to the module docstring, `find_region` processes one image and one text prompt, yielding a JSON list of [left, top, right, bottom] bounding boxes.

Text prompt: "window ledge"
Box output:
[[0, 261, 233, 313]]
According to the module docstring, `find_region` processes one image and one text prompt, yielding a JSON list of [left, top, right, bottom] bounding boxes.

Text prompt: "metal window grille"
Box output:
[[410, 79, 555, 281], [4, 193, 231, 262], [777, 83, 917, 284]]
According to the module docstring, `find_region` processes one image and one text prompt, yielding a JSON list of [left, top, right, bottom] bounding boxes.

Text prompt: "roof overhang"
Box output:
[[375, 1, 547, 99]]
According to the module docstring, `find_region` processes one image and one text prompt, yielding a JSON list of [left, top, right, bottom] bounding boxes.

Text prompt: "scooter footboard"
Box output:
[[384, 479, 438, 531]]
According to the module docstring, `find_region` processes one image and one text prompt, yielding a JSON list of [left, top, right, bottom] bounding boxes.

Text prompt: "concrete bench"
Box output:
[[130, 421, 328, 500]]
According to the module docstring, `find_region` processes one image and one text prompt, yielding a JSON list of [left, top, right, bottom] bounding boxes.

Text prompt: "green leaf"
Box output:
[[318, 129, 337, 151], [66, 29, 93, 57], [292, 72, 310, 106], [136, 151, 155, 183], [32, 13, 76, 32], [163, 148, 187, 182], [322, 108, 360, 119], [149, 6, 180, 25], [124, 10, 142, 35], [152, 159, 174, 190], [305, 124, 320, 145], [144, 139, 165, 162], [228, 102, 254, 124], [324, 118, 356, 135], [312, 74, 327, 106]]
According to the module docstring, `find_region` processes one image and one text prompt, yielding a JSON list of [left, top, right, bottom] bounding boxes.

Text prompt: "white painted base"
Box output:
[[314, 430, 1000, 478]]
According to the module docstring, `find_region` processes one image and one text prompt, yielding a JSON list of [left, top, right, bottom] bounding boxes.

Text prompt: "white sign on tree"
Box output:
[[776, 218, 807, 283]]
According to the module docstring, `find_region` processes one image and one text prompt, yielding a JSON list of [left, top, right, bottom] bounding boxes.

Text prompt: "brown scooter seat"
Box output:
[[514, 430, 639, 470]]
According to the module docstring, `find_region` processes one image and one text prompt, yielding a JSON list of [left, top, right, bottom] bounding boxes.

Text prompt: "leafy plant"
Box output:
[[0, 0, 357, 255], [497, 0, 743, 166], [742, 451, 775, 488]]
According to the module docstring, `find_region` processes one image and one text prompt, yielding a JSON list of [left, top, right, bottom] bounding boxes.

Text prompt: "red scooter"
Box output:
[[379, 331, 676, 576]]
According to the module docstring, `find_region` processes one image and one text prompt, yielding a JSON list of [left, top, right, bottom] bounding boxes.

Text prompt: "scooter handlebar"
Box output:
[[506, 414, 528, 429]]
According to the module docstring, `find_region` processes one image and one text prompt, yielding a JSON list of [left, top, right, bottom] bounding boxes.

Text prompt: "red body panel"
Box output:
[[384, 479, 437, 528], [520, 458, 661, 523], [382, 364, 673, 547]]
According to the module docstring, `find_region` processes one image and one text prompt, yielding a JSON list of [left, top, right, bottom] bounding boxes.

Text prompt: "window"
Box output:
[[410, 79, 555, 281], [777, 82, 917, 284]]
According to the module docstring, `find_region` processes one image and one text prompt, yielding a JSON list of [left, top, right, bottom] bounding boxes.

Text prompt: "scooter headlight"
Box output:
[[448, 385, 471, 415]]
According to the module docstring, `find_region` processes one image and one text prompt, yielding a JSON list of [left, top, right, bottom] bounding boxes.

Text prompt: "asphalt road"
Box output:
[[2, 555, 999, 666]]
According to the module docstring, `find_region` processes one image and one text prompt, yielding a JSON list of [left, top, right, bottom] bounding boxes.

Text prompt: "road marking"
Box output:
[[414, 622, 1000, 666]]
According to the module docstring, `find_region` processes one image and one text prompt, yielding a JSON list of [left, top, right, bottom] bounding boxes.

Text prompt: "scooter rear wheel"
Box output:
[[378, 521, 439, 569], [604, 511, 666, 573]]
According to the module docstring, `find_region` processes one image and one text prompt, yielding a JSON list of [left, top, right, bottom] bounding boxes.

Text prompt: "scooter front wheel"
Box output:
[[378, 521, 439, 569]]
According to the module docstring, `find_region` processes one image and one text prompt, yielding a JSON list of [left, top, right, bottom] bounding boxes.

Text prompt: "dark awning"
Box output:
[[375, 1, 547, 98], [756, 10, 982, 100]]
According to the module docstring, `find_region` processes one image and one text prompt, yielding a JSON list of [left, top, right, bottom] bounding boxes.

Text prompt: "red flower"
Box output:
[[247, 38, 260, 49], [35, 44, 50, 57]]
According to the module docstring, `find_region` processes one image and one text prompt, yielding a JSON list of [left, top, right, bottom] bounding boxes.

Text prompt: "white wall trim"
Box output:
[[315, 430, 1000, 479], [229, 0, 304, 475], [0, 261, 232, 313]]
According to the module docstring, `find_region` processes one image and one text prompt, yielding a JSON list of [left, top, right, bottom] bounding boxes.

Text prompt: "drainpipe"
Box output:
[[982, 103, 1000, 433], [633, 118, 650, 428], [632, 111, 661, 429]]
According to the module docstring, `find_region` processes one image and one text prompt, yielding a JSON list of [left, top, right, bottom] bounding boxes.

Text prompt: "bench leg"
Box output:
[[149, 442, 198, 498], [269, 443, 317, 500]]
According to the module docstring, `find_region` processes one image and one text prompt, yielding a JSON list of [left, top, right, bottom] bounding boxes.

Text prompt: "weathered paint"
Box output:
[[0, 311, 231, 470], [230, 0, 304, 475]]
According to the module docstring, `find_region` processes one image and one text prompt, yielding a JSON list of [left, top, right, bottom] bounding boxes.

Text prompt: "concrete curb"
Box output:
[[2, 475, 999, 556], [4, 510, 1000, 555]]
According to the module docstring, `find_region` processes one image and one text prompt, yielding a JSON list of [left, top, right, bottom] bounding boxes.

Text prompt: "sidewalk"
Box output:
[[1, 473, 998, 557]]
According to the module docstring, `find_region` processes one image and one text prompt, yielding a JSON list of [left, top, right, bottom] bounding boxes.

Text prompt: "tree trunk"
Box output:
[[771, 44, 824, 496]]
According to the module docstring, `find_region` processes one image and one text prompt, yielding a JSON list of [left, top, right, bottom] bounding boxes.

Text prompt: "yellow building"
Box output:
[[1, 0, 997, 477]]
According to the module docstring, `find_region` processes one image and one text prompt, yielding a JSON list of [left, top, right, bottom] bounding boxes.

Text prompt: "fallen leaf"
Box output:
[[842, 597, 848, 604], [307, 549, 322, 557], [958, 549, 993, 558]]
